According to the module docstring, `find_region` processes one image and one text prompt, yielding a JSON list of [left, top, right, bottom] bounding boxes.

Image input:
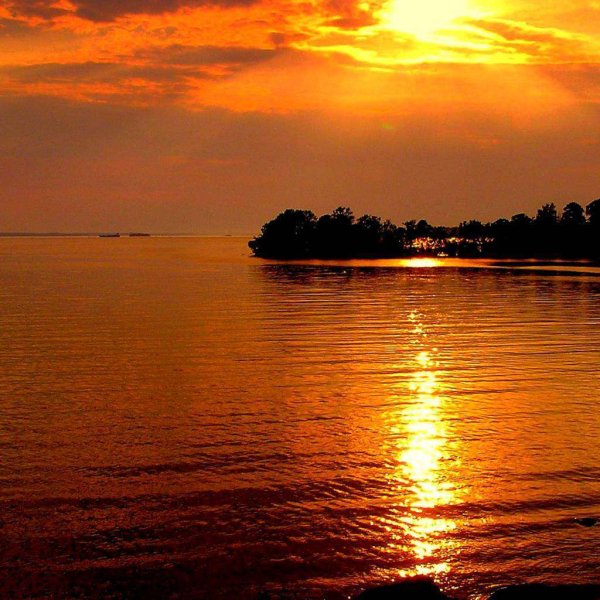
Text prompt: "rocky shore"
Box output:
[[355, 577, 600, 600]]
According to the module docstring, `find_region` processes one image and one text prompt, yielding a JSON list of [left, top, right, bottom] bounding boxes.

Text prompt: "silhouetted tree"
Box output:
[[248, 209, 316, 258], [415, 219, 433, 239], [313, 207, 355, 257], [454, 221, 479, 256], [381, 220, 406, 256], [586, 199, 600, 257], [249, 197, 600, 259], [486, 218, 511, 256], [431, 226, 451, 241], [332, 206, 354, 223], [587, 199, 600, 226], [535, 203, 558, 226], [561, 202, 586, 226], [505, 213, 534, 256], [559, 202, 587, 257], [354, 214, 383, 255], [490, 218, 510, 234], [459, 220, 485, 240], [404, 220, 417, 241], [532, 203, 559, 256]]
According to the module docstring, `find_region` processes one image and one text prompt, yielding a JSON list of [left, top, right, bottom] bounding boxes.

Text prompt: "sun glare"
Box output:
[[407, 258, 441, 268], [377, 0, 476, 37]]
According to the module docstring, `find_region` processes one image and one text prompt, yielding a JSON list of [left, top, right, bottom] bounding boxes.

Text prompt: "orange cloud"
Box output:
[[0, 0, 598, 114]]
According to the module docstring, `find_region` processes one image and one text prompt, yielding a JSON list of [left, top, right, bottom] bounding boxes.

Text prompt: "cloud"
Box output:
[[4, 0, 258, 22], [1, 45, 283, 84], [1, 61, 184, 83], [0, 61, 196, 103], [0, 44, 288, 103], [4, 0, 66, 19], [136, 44, 282, 67], [0, 16, 43, 35], [464, 17, 599, 63], [320, 0, 377, 29]]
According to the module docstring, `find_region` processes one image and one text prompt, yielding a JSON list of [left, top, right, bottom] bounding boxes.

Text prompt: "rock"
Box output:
[[490, 584, 600, 600], [354, 576, 454, 600], [575, 518, 598, 527]]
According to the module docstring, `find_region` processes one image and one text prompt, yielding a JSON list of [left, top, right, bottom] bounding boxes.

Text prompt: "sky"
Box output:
[[0, 0, 599, 233]]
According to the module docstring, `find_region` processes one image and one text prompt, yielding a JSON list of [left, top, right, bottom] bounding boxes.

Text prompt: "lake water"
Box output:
[[1, 237, 599, 599]]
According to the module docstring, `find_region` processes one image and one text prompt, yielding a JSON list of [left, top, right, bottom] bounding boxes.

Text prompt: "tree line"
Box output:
[[249, 199, 600, 259]]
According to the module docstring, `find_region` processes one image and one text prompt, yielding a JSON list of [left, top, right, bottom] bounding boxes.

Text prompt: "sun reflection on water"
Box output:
[[383, 312, 460, 579], [405, 258, 441, 268]]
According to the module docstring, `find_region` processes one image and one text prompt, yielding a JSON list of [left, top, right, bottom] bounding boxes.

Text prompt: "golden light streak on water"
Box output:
[[384, 313, 460, 580]]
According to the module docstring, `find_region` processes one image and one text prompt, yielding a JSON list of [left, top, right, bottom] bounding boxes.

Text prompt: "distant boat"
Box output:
[[129, 233, 151, 237], [99, 233, 120, 238]]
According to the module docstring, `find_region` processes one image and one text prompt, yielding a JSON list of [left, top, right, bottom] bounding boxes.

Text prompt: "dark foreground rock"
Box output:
[[490, 583, 600, 600], [354, 578, 600, 600], [574, 518, 598, 527], [355, 577, 454, 600]]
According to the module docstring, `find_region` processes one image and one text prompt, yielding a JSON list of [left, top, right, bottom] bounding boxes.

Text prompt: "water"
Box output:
[[0, 237, 599, 599]]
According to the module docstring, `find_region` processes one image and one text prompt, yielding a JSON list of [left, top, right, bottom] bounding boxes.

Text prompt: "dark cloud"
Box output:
[[270, 32, 286, 47], [1, 61, 185, 83], [0, 61, 204, 104], [321, 0, 376, 28], [135, 44, 283, 67], [324, 15, 377, 29], [0, 17, 43, 35], [5, 0, 66, 19], [5, 0, 258, 22], [0, 48, 280, 90], [0, 45, 287, 106]]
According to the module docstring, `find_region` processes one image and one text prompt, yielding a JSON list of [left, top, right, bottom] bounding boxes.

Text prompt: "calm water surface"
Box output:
[[0, 237, 599, 599]]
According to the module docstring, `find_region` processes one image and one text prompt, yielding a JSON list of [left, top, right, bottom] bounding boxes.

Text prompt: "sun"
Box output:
[[377, 0, 476, 37]]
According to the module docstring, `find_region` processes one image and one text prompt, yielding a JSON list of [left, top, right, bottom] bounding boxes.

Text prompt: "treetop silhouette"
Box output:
[[249, 200, 600, 259]]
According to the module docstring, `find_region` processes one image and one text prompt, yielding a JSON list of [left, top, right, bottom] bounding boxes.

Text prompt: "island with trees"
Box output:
[[249, 199, 600, 260]]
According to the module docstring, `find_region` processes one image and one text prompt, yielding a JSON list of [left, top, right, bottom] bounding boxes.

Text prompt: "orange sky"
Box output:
[[0, 0, 599, 232]]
